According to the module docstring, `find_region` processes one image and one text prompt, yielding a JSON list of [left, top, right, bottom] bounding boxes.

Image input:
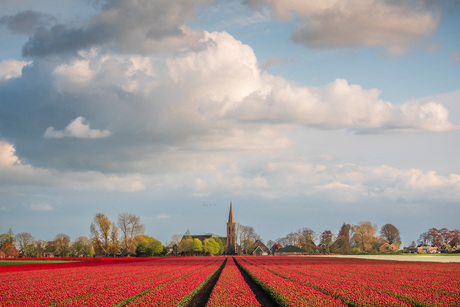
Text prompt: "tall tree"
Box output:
[[135, 235, 163, 256], [0, 229, 15, 246], [331, 223, 352, 254], [319, 230, 334, 254], [353, 222, 377, 252], [52, 234, 71, 257], [380, 224, 401, 245], [236, 224, 260, 254], [427, 228, 443, 247], [117, 213, 144, 255], [178, 236, 194, 255], [107, 223, 120, 256], [299, 228, 316, 253], [90, 213, 112, 256], [32, 240, 47, 257], [71, 237, 92, 257], [192, 238, 203, 255], [15, 232, 35, 257], [203, 238, 220, 255], [418, 232, 429, 245]]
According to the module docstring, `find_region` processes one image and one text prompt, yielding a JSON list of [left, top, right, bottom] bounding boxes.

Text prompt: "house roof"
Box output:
[[277, 245, 304, 253], [253, 239, 269, 251]]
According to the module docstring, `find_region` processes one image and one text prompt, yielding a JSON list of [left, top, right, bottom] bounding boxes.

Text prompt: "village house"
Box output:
[[252, 239, 269, 256], [379, 243, 398, 253]]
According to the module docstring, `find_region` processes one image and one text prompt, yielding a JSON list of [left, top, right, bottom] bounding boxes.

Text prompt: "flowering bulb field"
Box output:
[[1, 256, 460, 306], [236, 256, 460, 307], [207, 257, 260, 307]]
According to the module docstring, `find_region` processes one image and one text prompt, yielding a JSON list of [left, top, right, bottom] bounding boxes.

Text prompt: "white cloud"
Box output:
[[0, 140, 144, 192], [245, 0, 439, 54], [44, 117, 111, 139], [156, 214, 171, 220], [29, 202, 53, 211], [177, 158, 460, 203], [0, 59, 32, 81]]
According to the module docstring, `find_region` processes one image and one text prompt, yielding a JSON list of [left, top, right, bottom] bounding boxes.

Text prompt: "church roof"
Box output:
[[228, 202, 234, 223]]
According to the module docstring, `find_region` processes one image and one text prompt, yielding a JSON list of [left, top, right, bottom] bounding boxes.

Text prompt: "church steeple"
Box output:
[[226, 202, 237, 254], [228, 202, 234, 223]]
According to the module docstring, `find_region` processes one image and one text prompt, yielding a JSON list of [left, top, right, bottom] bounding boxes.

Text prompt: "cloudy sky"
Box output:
[[1, 0, 459, 245]]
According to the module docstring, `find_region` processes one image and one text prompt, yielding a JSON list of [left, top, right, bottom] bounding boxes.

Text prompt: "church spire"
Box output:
[[228, 202, 234, 223]]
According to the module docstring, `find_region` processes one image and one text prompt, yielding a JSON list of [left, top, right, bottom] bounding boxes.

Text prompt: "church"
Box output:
[[173, 202, 238, 255], [225, 202, 237, 254]]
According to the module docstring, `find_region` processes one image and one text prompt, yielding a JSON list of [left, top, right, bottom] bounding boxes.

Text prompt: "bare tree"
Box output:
[[71, 237, 92, 257], [108, 222, 120, 255], [353, 222, 377, 252], [90, 213, 112, 256], [117, 213, 144, 255], [380, 224, 401, 245], [319, 230, 334, 254], [52, 234, 71, 257], [15, 232, 34, 257], [299, 227, 316, 253], [236, 223, 260, 254]]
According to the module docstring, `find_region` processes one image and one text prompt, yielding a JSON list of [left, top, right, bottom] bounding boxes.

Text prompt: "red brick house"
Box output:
[[0, 241, 20, 258], [379, 243, 398, 253]]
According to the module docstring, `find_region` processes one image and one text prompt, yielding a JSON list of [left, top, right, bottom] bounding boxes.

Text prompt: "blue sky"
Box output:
[[0, 0, 459, 246]]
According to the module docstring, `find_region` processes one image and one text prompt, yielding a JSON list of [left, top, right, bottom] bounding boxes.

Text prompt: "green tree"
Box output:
[[192, 238, 203, 255], [178, 236, 194, 255], [135, 235, 163, 257], [203, 238, 220, 255], [213, 237, 224, 255]]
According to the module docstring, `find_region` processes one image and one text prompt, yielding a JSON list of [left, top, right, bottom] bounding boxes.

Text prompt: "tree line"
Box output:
[[1, 216, 459, 257], [270, 222, 460, 254], [0, 212, 163, 258]]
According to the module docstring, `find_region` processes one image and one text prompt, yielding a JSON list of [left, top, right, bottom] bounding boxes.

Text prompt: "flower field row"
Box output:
[[206, 257, 260, 307], [1, 257, 223, 306], [2, 256, 460, 306], [237, 256, 460, 307]]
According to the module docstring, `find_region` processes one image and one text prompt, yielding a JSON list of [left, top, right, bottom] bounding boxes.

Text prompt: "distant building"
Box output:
[[225, 202, 237, 254], [252, 240, 269, 256], [379, 243, 398, 253], [408, 245, 438, 254], [270, 243, 282, 255], [274, 245, 305, 256], [0, 241, 20, 258]]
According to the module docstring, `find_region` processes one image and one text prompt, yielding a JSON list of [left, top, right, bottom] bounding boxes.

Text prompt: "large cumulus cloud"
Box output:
[[0, 0, 459, 207], [0, 30, 456, 174]]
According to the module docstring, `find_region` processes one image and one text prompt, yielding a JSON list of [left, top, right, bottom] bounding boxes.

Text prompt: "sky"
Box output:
[[0, 0, 459, 246]]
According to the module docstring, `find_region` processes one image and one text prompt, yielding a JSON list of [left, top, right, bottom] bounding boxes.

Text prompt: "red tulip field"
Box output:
[[1, 256, 459, 306]]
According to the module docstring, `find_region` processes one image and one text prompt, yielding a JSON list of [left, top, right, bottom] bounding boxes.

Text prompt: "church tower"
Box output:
[[226, 202, 237, 254]]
